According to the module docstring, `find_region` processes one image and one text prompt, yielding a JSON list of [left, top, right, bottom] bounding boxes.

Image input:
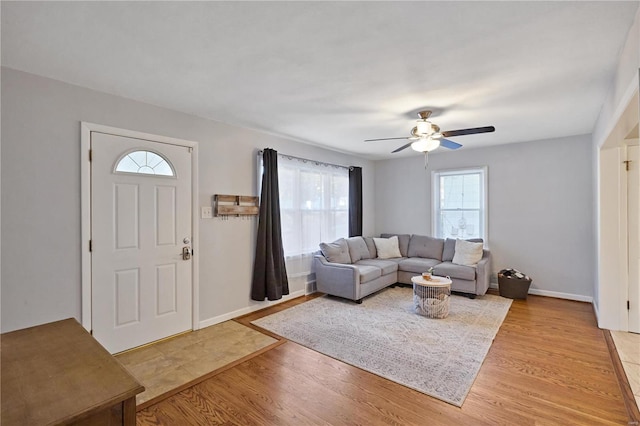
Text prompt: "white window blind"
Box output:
[[432, 167, 487, 240], [278, 156, 349, 258]]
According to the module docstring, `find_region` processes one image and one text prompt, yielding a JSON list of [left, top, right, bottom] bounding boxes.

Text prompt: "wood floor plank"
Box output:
[[473, 365, 628, 425], [172, 386, 264, 426], [483, 347, 622, 397], [254, 341, 485, 426], [244, 345, 418, 426], [138, 294, 629, 425]]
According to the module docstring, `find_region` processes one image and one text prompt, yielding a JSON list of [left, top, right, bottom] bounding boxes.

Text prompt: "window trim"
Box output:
[[431, 166, 488, 243]]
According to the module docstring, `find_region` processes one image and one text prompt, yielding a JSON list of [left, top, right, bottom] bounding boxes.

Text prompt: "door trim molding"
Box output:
[[80, 122, 200, 334], [627, 142, 640, 333]]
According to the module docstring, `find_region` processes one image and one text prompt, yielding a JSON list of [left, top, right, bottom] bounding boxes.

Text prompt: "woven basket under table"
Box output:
[[413, 282, 450, 319]]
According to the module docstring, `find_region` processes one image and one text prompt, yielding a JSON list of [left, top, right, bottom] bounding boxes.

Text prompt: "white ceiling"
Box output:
[[2, 1, 638, 159]]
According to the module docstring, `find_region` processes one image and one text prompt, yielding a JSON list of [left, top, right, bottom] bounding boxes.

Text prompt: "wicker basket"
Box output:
[[413, 284, 450, 318], [498, 272, 532, 299]]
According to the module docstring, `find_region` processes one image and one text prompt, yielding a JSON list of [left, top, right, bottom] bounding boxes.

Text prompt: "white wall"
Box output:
[[375, 135, 594, 300], [0, 68, 376, 332], [592, 7, 640, 329], [593, 9, 639, 149]]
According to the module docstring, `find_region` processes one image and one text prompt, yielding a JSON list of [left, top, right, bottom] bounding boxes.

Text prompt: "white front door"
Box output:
[[628, 144, 640, 333], [91, 132, 193, 353]]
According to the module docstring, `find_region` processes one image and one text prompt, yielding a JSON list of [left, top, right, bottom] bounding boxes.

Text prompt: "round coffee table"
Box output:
[[411, 275, 452, 318]]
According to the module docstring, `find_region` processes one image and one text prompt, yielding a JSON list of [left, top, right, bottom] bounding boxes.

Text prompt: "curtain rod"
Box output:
[[258, 150, 353, 171]]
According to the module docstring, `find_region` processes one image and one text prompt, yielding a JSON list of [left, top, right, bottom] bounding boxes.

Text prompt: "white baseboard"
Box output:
[[527, 288, 593, 303], [198, 289, 306, 329], [489, 283, 593, 303]]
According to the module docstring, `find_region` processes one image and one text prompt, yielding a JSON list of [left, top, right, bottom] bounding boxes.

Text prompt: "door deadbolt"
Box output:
[[182, 246, 191, 260]]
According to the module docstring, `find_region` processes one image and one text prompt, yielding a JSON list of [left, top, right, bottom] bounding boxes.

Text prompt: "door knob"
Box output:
[[182, 246, 191, 260]]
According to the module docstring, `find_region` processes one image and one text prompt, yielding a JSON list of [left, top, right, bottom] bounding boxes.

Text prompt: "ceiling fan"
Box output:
[[365, 110, 495, 153]]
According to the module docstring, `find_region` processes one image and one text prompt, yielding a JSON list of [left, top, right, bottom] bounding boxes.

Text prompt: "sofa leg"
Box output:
[[355, 298, 363, 304], [468, 294, 476, 299]]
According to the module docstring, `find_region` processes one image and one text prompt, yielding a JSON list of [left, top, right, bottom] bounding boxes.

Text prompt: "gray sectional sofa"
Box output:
[[314, 233, 492, 303]]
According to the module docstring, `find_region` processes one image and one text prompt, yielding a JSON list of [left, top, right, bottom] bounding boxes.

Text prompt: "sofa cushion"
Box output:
[[397, 257, 441, 274], [319, 238, 352, 264], [363, 237, 377, 259], [380, 233, 410, 257], [452, 239, 484, 266], [356, 259, 399, 275], [443, 238, 483, 261], [373, 236, 402, 259], [408, 235, 444, 260], [354, 264, 382, 283], [383, 257, 407, 265], [434, 261, 476, 281], [346, 236, 371, 262], [442, 238, 456, 262]]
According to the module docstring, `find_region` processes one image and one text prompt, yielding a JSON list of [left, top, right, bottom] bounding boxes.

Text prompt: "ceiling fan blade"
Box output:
[[441, 126, 495, 138], [392, 142, 413, 153], [364, 137, 409, 142], [439, 139, 463, 150]]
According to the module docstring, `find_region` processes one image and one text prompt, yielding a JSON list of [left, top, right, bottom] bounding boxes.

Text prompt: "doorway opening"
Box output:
[[597, 89, 639, 332]]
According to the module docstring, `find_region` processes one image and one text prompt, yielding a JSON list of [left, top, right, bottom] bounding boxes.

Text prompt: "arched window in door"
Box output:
[[114, 150, 175, 177]]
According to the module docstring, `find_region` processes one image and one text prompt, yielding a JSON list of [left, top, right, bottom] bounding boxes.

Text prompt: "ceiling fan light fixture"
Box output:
[[364, 109, 494, 155], [411, 138, 440, 152], [416, 120, 433, 136]]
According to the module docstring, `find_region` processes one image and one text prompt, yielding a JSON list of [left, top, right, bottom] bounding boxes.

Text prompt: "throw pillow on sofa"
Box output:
[[373, 236, 402, 259], [452, 239, 483, 266], [408, 234, 444, 260], [380, 233, 410, 257], [346, 236, 372, 262], [443, 237, 483, 261], [363, 237, 377, 259], [320, 238, 352, 264]]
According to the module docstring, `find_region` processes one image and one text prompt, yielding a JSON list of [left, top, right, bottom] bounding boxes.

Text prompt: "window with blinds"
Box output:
[[432, 167, 487, 241]]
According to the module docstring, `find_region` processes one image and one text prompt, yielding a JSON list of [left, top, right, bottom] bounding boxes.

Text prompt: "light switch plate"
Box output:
[[201, 206, 213, 219]]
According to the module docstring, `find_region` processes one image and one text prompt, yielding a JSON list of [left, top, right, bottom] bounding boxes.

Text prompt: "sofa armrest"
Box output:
[[313, 255, 359, 300], [475, 249, 492, 295]]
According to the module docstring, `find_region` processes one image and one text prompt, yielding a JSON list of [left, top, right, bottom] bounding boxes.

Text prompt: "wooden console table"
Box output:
[[1, 318, 144, 425]]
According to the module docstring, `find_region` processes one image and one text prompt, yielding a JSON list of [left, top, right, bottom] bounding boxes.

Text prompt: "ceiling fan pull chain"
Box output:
[[424, 152, 429, 169]]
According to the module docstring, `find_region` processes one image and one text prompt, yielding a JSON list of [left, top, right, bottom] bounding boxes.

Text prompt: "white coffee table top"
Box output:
[[411, 275, 452, 288]]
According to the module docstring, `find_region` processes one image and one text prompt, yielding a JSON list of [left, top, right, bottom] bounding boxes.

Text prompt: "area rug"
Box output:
[[252, 286, 511, 406]]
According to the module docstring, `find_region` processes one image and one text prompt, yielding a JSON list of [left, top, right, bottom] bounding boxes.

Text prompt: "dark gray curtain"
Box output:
[[251, 149, 289, 301], [349, 166, 363, 237]]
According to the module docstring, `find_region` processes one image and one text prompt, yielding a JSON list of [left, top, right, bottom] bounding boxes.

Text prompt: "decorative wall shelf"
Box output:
[[214, 194, 259, 217]]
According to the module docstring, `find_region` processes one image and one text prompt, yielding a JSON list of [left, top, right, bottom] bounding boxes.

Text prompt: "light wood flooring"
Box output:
[[137, 294, 632, 425], [116, 320, 278, 407]]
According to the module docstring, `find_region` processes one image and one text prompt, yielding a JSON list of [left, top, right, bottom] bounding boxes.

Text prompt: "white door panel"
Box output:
[[91, 132, 192, 353]]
